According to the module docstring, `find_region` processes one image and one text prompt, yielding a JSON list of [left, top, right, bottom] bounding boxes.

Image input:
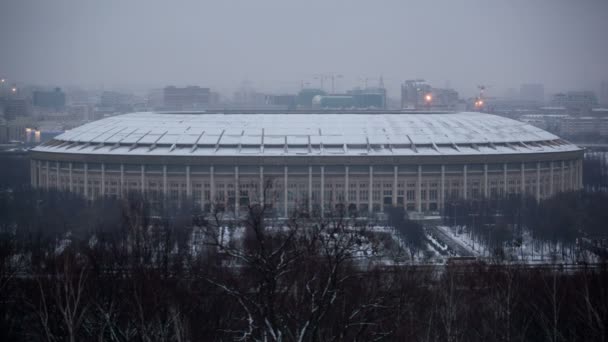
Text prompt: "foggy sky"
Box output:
[[1, 0, 607, 97]]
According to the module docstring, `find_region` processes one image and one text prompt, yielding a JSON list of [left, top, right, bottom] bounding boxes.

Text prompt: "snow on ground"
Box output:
[[436, 224, 601, 264], [435, 225, 480, 257]]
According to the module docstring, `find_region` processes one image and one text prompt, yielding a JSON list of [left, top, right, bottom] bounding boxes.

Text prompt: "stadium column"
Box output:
[[260, 166, 264, 205], [570, 160, 574, 190], [101, 163, 105, 196], [536, 162, 541, 201], [235, 166, 239, 218], [368, 166, 373, 216], [345, 166, 350, 207], [200, 168, 205, 211], [30, 161, 35, 188], [84, 163, 88, 199], [503, 163, 507, 196], [463, 165, 467, 200], [578, 159, 583, 189], [283, 166, 288, 218], [417, 165, 422, 212], [210, 166, 215, 211], [392, 166, 397, 207], [56, 161, 60, 189], [68, 162, 73, 192], [120, 164, 124, 198], [440, 165, 445, 210], [561, 161, 565, 192], [163, 165, 167, 197], [549, 161, 554, 196], [186, 165, 191, 198], [576, 159, 580, 190], [321, 166, 326, 217], [483, 163, 488, 198], [520, 163, 525, 195], [45, 161, 49, 189], [308, 166, 312, 214], [37, 161, 42, 188], [140, 165, 145, 196]]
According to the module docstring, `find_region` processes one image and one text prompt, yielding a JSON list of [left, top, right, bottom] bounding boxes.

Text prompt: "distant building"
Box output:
[[400, 80, 456, 110], [550, 91, 598, 112], [4, 98, 29, 120], [265, 94, 297, 108], [297, 89, 326, 108], [519, 84, 544, 105], [401, 80, 431, 109], [559, 116, 608, 138], [430, 88, 459, 109], [312, 95, 354, 108], [100, 91, 132, 108], [33, 88, 66, 110], [591, 108, 608, 117], [0, 117, 34, 143], [600, 81, 608, 106], [347, 87, 387, 109], [519, 114, 568, 133], [163, 86, 210, 110], [311, 87, 387, 109]]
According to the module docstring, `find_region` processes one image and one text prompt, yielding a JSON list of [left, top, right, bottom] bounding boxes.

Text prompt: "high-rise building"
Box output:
[[401, 80, 431, 109], [32, 88, 66, 110], [519, 84, 544, 105], [400, 80, 457, 110], [430, 88, 459, 109], [163, 86, 210, 110], [4, 99, 29, 120]]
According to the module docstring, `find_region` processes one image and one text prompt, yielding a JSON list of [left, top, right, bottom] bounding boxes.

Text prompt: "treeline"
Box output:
[[584, 152, 608, 190], [0, 154, 30, 190], [443, 191, 608, 261], [1, 188, 608, 341]]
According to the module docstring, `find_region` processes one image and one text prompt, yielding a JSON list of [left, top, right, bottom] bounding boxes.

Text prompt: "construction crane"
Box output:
[[474, 84, 490, 110], [314, 73, 343, 93]]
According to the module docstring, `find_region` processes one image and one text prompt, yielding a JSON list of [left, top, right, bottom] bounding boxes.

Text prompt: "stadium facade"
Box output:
[[30, 112, 583, 216]]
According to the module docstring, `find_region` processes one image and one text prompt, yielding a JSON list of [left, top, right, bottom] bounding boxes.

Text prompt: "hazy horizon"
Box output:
[[1, 0, 607, 98]]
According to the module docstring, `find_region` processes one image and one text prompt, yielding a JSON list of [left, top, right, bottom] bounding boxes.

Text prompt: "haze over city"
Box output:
[[2, 1, 608, 341], [1, 0, 608, 97]]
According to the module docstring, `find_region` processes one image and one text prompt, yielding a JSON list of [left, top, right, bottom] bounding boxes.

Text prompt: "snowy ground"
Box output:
[[434, 224, 600, 264]]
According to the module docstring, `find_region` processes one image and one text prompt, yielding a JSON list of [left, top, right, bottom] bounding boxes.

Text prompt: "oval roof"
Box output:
[[33, 112, 581, 157]]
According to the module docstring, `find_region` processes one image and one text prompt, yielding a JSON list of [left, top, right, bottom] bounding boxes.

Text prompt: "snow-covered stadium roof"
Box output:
[[33, 112, 581, 157]]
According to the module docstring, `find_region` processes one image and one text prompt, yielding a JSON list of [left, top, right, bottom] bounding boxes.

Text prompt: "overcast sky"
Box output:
[[1, 0, 607, 97]]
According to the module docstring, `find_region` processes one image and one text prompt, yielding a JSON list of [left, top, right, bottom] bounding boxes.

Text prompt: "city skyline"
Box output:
[[1, 0, 608, 98]]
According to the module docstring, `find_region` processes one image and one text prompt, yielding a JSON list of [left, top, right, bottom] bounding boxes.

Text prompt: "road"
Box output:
[[426, 225, 476, 257]]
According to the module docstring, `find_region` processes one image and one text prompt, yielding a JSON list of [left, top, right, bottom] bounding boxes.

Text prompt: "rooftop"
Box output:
[[33, 112, 581, 157]]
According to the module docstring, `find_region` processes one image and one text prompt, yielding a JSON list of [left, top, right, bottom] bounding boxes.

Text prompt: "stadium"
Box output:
[[30, 112, 583, 217]]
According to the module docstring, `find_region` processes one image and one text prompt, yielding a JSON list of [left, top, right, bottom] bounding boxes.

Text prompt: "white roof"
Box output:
[[33, 112, 581, 157]]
